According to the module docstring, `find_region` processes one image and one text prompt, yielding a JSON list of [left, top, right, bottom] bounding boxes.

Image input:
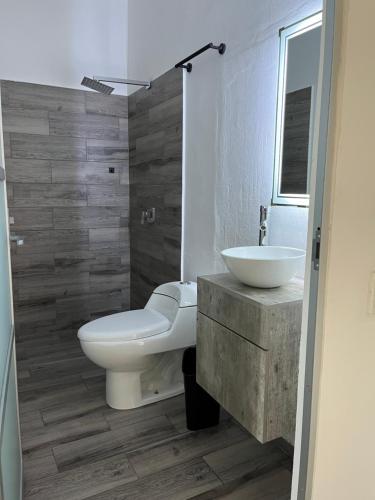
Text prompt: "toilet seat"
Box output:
[[78, 309, 170, 342]]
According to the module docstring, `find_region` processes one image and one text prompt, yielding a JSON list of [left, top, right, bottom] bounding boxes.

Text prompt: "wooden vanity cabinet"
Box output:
[[196, 273, 303, 444]]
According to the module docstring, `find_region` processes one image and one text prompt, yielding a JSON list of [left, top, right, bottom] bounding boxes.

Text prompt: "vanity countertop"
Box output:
[[197, 273, 303, 351], [198, 273, 304, 308]]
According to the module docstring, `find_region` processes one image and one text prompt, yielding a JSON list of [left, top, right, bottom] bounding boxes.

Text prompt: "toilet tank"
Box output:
[[145, 281, 197, 323]]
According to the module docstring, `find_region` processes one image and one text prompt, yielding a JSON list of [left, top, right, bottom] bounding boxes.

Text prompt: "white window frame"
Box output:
[[272, 12, 323, 207]]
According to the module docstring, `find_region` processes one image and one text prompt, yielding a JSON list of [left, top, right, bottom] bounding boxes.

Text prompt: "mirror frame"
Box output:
[[272, 12, 322, 207]]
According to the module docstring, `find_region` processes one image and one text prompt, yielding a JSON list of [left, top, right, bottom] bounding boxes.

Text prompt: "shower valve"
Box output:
[[141, 208, 156, 225]]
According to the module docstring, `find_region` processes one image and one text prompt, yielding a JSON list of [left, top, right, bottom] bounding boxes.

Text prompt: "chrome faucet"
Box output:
[[259, 205, 268, 246]]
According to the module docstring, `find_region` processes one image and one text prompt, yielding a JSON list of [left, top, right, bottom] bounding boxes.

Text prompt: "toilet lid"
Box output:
[[78, 309, 171, 342]]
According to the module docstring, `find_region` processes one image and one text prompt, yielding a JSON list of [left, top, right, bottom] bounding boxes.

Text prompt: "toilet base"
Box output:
[[106, 349, 185, 410]]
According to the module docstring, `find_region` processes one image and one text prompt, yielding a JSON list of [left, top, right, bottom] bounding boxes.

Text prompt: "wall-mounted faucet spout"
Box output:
[[259, 205, 268, 246]]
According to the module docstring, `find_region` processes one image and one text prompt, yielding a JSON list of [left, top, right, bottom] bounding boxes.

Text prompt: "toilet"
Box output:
[[78, 281, 197, 410]]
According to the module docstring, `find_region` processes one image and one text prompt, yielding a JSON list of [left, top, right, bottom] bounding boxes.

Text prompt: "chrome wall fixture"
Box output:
[[259, 205, 268, 246], [141, 208, 156, 225], [175, 42, 226, 72]]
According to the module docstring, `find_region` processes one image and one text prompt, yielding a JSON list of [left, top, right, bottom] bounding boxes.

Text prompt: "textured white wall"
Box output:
[[128, 0, 322, 280], [0, 0, 128, 94]]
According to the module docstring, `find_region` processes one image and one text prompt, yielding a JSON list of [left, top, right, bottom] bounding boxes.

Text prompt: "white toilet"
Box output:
[[78, 281, 197, 410]]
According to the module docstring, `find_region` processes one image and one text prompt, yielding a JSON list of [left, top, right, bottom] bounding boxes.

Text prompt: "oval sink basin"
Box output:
[[221, 246, 306, 288]]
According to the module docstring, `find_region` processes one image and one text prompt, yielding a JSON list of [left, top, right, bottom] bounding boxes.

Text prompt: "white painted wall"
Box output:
[[308, 1, 375, 498], [0, 0, 128, 94], [128, 0, 322, 281]]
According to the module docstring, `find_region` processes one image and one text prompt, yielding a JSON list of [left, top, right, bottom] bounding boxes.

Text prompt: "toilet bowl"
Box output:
[[78, 281, 197, 410]]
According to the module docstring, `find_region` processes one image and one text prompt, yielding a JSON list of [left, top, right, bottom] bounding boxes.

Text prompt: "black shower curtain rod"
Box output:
[[175, 42, 226, 72]]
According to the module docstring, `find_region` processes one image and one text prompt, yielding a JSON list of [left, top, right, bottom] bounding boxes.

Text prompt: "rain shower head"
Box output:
[[81, 77, 114, 95]]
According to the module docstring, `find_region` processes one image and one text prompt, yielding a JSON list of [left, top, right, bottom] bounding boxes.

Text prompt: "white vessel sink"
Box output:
[[221, 246, 306, 288]]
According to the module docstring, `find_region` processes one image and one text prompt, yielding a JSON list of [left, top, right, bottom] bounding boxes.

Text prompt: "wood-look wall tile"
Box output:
[[89, 227, 128, 251], [119, 118, 129, 144], [11, 253, 54, 278], [5, 159, 52, 183], [87, 139, 129, 162], [16, 272, 90, 301], [89, 254, 121, 272], [119, 160, 129, 185], [85, 92, 128, 118], [51, 161, 124, 185], [3, 132, 11, 158], [163, 125, 182, 161], [54, 207, 124, 230], [2, 108, 49, 135], [87, 184, 128, 207], [14, 229, 89, 256], [1, 81, 86, 113], [87, 290, 124, 317], [135, 131, 165, 165], [54, 250, 92, 273], [9, 208, 53, 230], [11, 133, 86, 161], [89, 270, 130, 293], [135, 68, 182, 114], [11, 183, 87, 208], [148, 94, 182, 133], [13, 298, 56, 330], [3, 81, 130, 343], [49, 112, 119, 140]]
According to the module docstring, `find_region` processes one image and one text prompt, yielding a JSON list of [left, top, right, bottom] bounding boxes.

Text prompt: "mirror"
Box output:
[[273, 13, 322, 206]]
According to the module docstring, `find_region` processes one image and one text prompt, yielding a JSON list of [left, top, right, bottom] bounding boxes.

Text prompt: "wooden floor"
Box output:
[[17, 335, 293, 499]]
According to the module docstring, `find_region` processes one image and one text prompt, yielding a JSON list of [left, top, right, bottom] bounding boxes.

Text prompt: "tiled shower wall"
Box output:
[[1, 81, 130, 340], [129, 69, 183, 308]]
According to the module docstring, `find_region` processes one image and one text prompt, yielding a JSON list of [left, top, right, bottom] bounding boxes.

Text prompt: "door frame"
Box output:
[[291, 0, 336, 498]]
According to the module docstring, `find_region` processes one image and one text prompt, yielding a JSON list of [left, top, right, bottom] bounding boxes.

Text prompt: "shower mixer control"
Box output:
[[141, 208, 156, 225]]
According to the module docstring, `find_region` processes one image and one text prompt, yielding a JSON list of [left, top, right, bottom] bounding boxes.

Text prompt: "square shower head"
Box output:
[[81, 77, 114, 95]]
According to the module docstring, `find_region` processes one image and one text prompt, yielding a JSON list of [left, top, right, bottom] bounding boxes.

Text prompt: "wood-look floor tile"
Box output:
[[20, 410, 44, 433], [203, 438, 290, 483], [24, 453, 137, 500], [105, 394, 185, 431], [128, 419, 246, 478], [23, 448, 58, 483], [41, 392, 107, 425], [22, 412, 109, 453], [19, 382, 89, 413], [53, 414, 178, 471], [190, 467, 292, 500], [87, 457, 220, 500]]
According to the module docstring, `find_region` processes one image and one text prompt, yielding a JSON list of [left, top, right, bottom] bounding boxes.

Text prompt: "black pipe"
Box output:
[[175, 42, 226, 72]]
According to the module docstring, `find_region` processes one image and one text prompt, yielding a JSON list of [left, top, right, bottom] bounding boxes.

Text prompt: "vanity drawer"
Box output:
[[197, 313, 271, 443]]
